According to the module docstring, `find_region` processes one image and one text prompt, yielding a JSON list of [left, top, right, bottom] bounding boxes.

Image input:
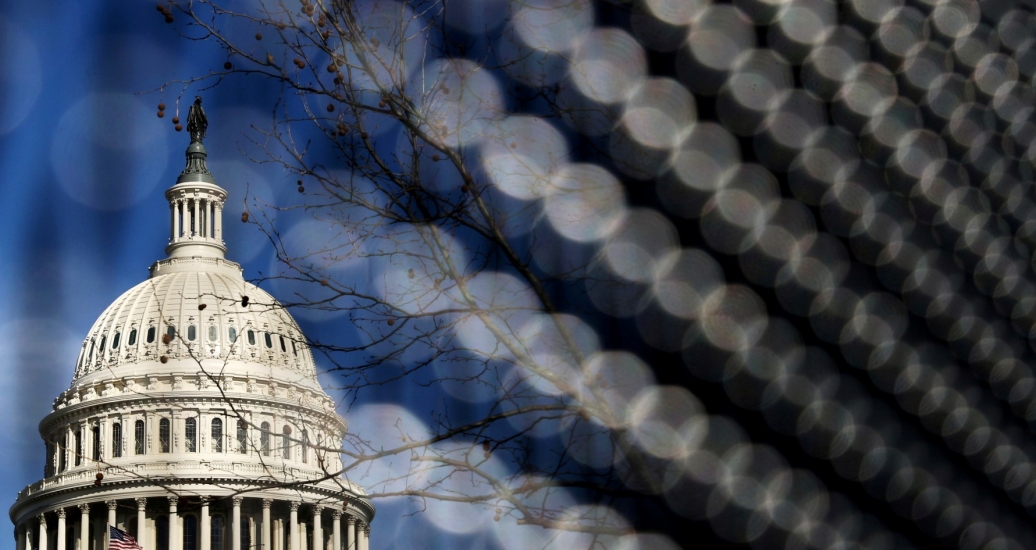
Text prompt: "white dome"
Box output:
[[70, 257, 321, 394]]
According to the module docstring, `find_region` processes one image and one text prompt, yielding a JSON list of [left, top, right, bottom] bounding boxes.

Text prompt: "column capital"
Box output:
[[167, 496, 179, 508], [346, 516, 356, 525], [231, 496, 244, 506], [289, 501, 300, 512], [312, 504, 323, 515], [78, 503, 90, 513], [200, 496, 211, 505], [37, 514, 47, 525], [105, 500, 118, 511], [364, 524, 371, 536], [261, 498, 273, 509], [55, 508, 66, 519], [136, 498, 147, 510], [332, 509, 342, 520]]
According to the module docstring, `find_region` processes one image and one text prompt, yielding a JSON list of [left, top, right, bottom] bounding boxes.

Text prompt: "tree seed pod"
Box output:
[[160, 356, 168, 363], [241, 212, 250, 223], [494, 515, 500, 522], [267, 53, 275, 65], [431, 154, 440, 161], [320, 279, 328, 286], [242, 296, 250, 307], [483, 451, 490, 459], [255, 32, 263, 40], [175, 124, 183, 131], [157, 111, 165, 118], [371, 36, 379, 47], [378, 99, 386, 108], [407, 268, 415, 279], [156, 4, 165, 12], [172, 116, 180, 124], [162, 333, 172, 345], [158, 102, 166, 110], [224, 61, 232, 70], [495, 507, 501, 514], [386, 318, 395, 326], [298, 186, 305, 193], [360, 132, 368, 138], [198, 304, 207, 311], [327, 63, 337, 73], [165, 15, 174, 23], [326, 104, 334, 112], [483, 441, 490, 451]]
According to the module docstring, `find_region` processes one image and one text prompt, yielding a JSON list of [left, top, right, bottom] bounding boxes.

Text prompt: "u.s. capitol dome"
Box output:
[[11, 100, 374, 550]]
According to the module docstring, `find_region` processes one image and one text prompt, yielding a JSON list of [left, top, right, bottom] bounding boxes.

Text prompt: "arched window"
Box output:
[[185, 417, 197, 452], [166, 325, 176, 341], [211, 516, 225, 550], [111, 422, 122, 458], [74, 430, 82, 466], [146, 326, 156, 343], [135, 420, 145, 455], [112, 332, 120, 349], [88, 339, 95, 362], [264, 333, 273, 349], [58, 441, 66, 472], [183, 514, 198, 550], [247, 330, 256, 346], [99, 335, 106, 354], [208, 325, 218, 342], [282, 425, 292, 460], [211, 418, 223, 453], [228, 327, 238, 343], [159, 418, 170, 453], [156, 516, 169, 550], [237, 420, 247, 454], [92, 425, 100, 461], [279, 335, 286, 352], [292, 341, 297, 356], [260, 422, 270, 456], [187, 325, 197, 341], [128, 329, 137, 346], [301, 429, 308, 463]]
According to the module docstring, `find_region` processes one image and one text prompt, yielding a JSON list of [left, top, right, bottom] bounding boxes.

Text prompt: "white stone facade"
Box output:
[[10, 125, 373, 550]]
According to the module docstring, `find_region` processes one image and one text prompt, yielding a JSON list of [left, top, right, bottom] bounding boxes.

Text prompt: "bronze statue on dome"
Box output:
[[186, 95, 207, 143]]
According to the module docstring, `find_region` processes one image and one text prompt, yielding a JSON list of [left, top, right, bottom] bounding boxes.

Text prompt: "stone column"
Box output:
[[136, 499, 147, 550], [331, 510, 341, 550], [167, 497, 178, 550], [261, 500, 272, 550], [170, 200, 178, 243], [345, 517, 355, 550], [78, 504, 90, 550], [200, 497, 210, 550], [357, 523, 367, 550], [106, 500, 117, 528], [215, 202, 223, 241], [231, 497, 243, 550], [310, 507, 321, 550], [23, 523, 33, 550], [193, 198, 200, 238], [16, 523, 25, 550], [37, 515, 47, 550], [288, 502, 299, 550], [56, 509, 66, 550]]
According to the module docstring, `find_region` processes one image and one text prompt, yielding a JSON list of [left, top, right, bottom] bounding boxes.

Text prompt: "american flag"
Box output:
[[108, 525, 142, 550]]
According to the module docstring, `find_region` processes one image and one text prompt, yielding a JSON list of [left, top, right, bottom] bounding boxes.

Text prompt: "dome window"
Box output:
[[74, 430, 82, 466], [111, 422, 122, 458], [247, 330, 256, 346], [237, 420, 247, 454], [228, 327, 238, 343], [112, 332, 120, 349], [128, 329, 137, 346], [264, 333, 273, 349], [187, 325, 197, 341], [99, 336, 106, 354], [211, 418, 223, 453], [146, 326, 156, 343], [185, 417, 198, 452], [302, 429, 309, 463], [292, 341, 297, 356], [135, 420, 145, 455], [279, 335, 286, 352], [282, 425, 292, 459], [91, 425, 100, 461], [260, 422, 271, 456], [166, 325, 177, 342], [159, 418, 171, 453], [208, 325, 218, 342]]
